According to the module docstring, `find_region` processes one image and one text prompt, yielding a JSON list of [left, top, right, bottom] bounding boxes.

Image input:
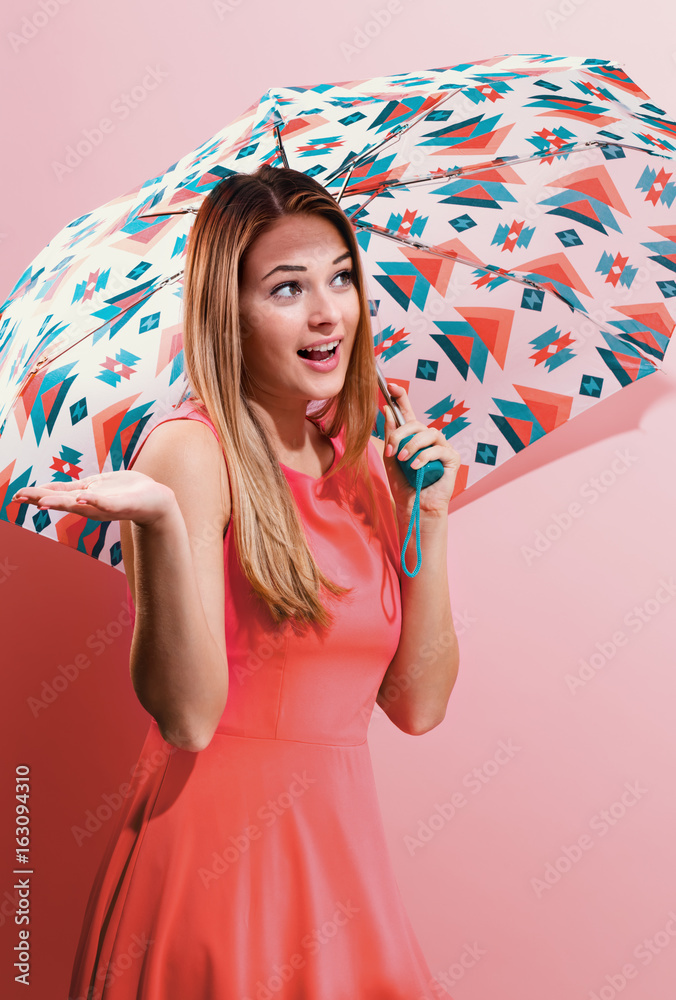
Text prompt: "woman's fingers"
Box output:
[[25, 488, 113, 523], [396, 427, 439, 462], [11, 489, 49, 504], [34, 490, 95, 509], [382, 384, 448, 468], [385, 381, 416, 423], [10, 469, 172, 526], [12, 476, 100, 504], [385, 418, 429, 459], [11, 480, 104, 512], [382, 384, 420, 454]]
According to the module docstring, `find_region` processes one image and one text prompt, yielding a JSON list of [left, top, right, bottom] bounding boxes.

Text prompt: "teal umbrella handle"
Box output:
[[394, 433, 445, 578], [395, 432, 445, 491]]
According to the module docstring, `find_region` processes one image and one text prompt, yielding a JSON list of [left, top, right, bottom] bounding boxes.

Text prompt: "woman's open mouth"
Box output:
[[297, 340, 341, 372]]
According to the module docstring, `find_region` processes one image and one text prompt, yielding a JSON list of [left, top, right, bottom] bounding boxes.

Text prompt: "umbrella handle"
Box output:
[[394, 432, 445, 491], [375, 362, 445, 576], [375, 361, 444, 489], [393, 435, 444, 579], [399, 463, 424, 578]]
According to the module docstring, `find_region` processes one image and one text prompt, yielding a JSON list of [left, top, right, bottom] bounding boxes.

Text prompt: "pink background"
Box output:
[[3, 1, 676, 997]]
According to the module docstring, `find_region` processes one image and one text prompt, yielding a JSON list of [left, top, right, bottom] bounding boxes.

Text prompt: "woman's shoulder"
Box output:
[[128, 396, 222, 471], [166, 396, 220, 437]]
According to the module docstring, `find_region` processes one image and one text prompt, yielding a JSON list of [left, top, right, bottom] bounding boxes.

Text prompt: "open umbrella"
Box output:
[[2, 52, 675, 572]]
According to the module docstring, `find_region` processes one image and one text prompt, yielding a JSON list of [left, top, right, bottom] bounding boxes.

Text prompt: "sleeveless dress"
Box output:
[[68, 398, 452, 1000]]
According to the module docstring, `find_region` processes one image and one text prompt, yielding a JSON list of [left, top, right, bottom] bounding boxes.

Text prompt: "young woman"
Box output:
[[14, 165, 460, 998]]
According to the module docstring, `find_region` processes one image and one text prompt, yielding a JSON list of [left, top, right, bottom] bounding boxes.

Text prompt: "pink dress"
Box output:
[[69, 398, 452, 1000]]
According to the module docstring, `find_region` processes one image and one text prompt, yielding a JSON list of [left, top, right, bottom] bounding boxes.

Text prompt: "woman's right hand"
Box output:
[[10, 471, 176, 527]]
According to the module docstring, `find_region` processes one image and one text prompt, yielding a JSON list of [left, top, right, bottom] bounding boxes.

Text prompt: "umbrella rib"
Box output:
[[323, 88, 463, 187], [337, 139, 674, 202], [274, 124, 290, 168], [357, 223, 660, 368], [346, 142, 600, 198], [135, 113, 292, 220], [6, 271, 185, 414], [335, 164, 356, 204], [356, 220, 572, 295], [137, 207, 199, 219]]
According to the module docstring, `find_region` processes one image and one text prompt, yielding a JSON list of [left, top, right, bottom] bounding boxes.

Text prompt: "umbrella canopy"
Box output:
[[2, 52, 675, 570]]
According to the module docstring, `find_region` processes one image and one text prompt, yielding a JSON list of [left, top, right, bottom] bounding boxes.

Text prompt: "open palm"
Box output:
[[11, 470, 175, 527]]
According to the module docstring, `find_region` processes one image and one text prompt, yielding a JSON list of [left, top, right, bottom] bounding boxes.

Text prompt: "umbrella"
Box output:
[[2, 52, 675, 573]]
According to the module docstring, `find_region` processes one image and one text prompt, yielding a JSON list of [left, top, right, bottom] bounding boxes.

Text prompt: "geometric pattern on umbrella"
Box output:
[[1, 53, 675, 569]]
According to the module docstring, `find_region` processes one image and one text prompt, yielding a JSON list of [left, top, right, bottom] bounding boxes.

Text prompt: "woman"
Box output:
[[13, 165, 460, 999]]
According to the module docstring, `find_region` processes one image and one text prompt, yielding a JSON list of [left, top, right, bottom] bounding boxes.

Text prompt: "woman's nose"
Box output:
[[308, 287, 341, 324]]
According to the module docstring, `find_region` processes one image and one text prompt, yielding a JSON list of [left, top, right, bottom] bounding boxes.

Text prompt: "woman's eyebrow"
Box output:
[[261, 251, 352, 281]]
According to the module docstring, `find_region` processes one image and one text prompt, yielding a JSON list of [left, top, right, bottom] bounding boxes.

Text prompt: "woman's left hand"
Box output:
[[381, 382, 461, 517]]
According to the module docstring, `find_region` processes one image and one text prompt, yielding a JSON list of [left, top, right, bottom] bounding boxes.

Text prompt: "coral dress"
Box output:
[[69, 399, 452, 1000]]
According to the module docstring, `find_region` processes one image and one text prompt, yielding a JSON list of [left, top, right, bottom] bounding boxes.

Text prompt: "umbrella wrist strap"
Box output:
[[400, 466, 425, 578]]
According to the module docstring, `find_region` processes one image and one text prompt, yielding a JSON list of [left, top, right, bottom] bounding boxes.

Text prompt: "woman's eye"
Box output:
[[270, 269, 353, 300], [270, 281, 300, 299], [333, 269, 353, 287]]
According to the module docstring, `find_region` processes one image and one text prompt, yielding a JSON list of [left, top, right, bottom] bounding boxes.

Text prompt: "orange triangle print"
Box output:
[[505, 416, 534, 448], [549, 165, 630, 215], [390, 274, 416, 300], [614, 351, 645, 382], [648, 223, 676, 241], [400, 247, 457, 298], [517, 253, 591, 297], [513, 385, 573, 433], [119, 420, 140, 460], [457, 308, 513, 369], [565, 198, 602, 223], [41, 381, 63, 422], [613, 302, 674, 341], [459, 184, 495, 203], [93, 395, 142, 472], [446, 122, 513, 155], [446, 333, 474, 366], [407, 254, 442, 286]]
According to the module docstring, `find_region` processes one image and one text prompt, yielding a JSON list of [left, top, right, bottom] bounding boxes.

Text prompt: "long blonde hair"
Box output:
[[182, 164, 382, 633]]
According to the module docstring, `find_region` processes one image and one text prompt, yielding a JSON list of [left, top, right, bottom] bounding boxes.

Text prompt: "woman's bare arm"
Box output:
[[370, 432, 458, 735], [120, 419, 231, 752]]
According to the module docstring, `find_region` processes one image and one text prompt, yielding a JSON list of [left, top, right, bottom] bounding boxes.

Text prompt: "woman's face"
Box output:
[[238, 213, 361, 407]]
